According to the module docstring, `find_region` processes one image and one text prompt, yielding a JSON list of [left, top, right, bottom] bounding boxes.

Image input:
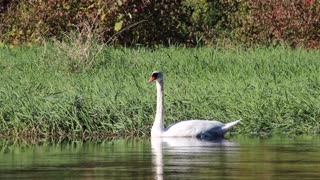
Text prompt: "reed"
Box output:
[[0, 45, 319, 138]]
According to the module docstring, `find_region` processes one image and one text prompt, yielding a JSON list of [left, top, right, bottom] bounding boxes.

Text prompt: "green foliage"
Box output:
[[115, 0, 192, 46], [0, 0, 319, 48], [52, 22, 107, 73], [0, 0, 118, 44], [237, 0, 320, 48], [0, 45, 320, 138]]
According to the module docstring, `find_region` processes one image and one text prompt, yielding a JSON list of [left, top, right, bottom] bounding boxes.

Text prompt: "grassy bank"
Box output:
[[0, 45, 320, 138]]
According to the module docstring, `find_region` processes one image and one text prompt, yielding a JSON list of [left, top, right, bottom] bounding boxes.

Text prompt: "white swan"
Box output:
[[148, 71, 240, 138]]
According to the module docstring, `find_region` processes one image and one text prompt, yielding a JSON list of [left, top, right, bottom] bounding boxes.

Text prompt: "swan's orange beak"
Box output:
[[148, 76, 156, 83]]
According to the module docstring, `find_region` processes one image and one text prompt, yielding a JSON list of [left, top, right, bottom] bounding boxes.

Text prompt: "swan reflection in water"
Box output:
[[151, 137, 239, 180]]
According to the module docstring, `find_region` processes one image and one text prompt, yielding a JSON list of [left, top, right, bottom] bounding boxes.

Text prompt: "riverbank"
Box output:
[[1, 46, 320, 138]]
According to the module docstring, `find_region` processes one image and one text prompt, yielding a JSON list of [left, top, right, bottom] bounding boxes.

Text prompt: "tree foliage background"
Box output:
[[0, 0, 319, 48]]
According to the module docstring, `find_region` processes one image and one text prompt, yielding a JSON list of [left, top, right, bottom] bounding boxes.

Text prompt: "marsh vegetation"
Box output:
[[1, 45, 319, 137]]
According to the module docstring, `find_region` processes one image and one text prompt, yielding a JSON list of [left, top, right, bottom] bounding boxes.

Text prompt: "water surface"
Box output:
[[0, 136, 319, 179]]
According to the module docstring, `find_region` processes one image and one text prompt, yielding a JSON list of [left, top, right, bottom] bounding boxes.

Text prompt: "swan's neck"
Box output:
[[151, 80, 164, 137]]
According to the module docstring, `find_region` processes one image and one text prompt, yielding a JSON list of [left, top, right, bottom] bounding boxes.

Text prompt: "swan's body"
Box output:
[[148, 71, 240, 138]]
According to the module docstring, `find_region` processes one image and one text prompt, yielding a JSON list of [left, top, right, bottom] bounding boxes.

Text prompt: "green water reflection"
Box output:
[[0, 136, 319, 179]]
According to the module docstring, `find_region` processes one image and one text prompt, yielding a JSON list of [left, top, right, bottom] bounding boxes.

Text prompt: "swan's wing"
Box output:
[[163, 120, 225, 137]]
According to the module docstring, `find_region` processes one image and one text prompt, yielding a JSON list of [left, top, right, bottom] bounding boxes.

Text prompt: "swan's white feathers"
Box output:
[[163, 120, 225, 137], [149, 71, 240, 138]]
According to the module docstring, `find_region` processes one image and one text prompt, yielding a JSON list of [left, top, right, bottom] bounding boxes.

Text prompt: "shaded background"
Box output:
[[0, 0, 319, 48]]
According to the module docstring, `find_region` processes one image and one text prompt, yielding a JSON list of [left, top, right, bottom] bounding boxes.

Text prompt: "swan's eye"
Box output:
[[152, 73, 159, 79], [148, 72, 160, 83]]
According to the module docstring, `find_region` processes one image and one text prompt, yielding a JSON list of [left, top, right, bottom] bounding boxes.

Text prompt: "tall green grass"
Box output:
[[0, 45, 320, 137]]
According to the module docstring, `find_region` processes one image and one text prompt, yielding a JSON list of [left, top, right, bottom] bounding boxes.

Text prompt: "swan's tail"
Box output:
[[221, 119, 241, 134]]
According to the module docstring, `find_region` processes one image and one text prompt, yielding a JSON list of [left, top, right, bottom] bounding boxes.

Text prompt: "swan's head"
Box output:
[[148, 71, 163, 83]]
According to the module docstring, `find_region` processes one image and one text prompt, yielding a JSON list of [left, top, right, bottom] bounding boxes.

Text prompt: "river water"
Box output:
[[0, 136, 319, 179]]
